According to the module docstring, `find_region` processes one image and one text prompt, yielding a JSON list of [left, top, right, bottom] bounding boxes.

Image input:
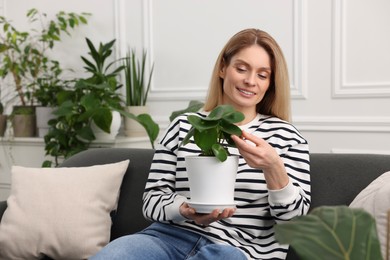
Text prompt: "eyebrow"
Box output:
[[234, 59, 271, 72]]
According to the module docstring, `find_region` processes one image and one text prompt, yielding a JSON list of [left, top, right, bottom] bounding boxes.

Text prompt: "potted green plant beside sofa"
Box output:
[[122, 49, 154, 137], [180, 104, 244, 213], [274, 206, 383, 260]]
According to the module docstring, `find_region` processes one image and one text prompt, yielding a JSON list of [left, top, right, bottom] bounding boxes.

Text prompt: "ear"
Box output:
[[219, 62, 226, 79]]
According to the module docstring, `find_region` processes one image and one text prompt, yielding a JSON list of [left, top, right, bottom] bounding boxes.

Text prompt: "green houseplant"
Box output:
[[180, 104, 244, 213], [181, 104, 244, 162], [122, 48, 155, 137], [0, 8, 90, 137], [274, 206, 383, 260], [43, 38, 123, 166], [43, 38, 159, 166]]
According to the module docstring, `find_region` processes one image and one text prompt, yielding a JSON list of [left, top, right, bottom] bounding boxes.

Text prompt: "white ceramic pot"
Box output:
[[91, 111, 121, 140], [185, 155, 238, 213], [124, 106, 148, 137], [36, 106, 56, 137]]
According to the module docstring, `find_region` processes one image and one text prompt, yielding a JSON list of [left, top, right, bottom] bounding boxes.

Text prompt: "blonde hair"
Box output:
[[204, 28, 291, 122]]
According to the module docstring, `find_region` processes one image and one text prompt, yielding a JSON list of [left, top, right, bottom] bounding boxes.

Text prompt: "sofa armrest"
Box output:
[[0, 201, 7, 221]]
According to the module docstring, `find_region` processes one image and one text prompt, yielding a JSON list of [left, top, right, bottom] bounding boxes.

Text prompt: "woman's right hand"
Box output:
[[179, 202, 236, 226]]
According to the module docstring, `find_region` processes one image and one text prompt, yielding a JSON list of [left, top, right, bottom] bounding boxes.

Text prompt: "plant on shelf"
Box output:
[[124, 49, 154, 106], [43, 38, 159, 167], [122, 48, 158, 140], [181, 104, 244, 162], [0, 8, 90, 106], [43, 38, 124, 167], [274, 205, 383, 260], [0, 8, 90, 136]]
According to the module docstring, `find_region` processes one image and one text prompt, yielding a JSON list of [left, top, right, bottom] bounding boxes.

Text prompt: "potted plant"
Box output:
[[34, 61, 64, 137], [43, 38, 123, 166], [180, 104, 244, 213], [274, 205, 383, 260], [0, 8, 89, 137], [122, 48, 154, 137]]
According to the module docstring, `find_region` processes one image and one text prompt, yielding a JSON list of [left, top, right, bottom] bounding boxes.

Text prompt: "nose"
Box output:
[[244, 73, 256, 86]]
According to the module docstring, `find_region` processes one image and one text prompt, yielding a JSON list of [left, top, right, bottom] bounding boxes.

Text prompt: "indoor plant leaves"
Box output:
[[274, 206, 383, 260]]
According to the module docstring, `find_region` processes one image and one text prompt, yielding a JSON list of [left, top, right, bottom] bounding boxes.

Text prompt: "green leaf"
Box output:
[[222, 111, 245, 124], [187, 115, 218, 131], [220, 119, 242, 136], [212, 143, 228, 162], [91, 108, 112, 133], [274, 206, 383, 260], [118, 109, 159, 149], [169, 100, 204, 122], [181, 127, 195, 147], [193, 128, 218, 152], [207, 105, 235, 120]]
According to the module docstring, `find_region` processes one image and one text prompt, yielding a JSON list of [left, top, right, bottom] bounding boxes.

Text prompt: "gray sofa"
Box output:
[[1, 148, 390, 259]]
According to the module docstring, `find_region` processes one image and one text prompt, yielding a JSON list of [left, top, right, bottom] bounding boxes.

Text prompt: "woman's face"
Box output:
[[220, 45, 271, 117]]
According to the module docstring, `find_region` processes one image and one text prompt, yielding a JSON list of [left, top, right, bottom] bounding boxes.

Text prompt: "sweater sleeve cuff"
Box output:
[[166, 195, 188, 222], [268, 180, 299, 206]]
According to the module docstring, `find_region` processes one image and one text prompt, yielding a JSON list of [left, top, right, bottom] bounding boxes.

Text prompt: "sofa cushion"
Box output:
[[350, 171, 390, 259], [0, 160, 129, 260]]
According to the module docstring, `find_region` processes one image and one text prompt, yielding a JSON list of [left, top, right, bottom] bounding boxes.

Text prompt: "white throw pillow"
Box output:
[[350, 171, 390, 259], [0, 160, 129, 260]]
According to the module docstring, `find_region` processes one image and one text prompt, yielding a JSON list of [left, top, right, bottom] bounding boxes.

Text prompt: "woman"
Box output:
[[91, 28, 310, 260]]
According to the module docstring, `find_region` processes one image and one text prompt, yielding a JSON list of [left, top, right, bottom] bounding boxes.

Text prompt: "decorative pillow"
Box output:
[[0, 160, 129, 260], [350, 171, 390, 259]]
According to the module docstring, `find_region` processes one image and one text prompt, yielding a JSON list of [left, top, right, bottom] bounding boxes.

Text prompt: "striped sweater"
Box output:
[[143, 112, 311, 259]]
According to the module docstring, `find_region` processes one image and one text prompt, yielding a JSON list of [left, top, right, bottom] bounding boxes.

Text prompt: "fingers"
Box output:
[[186, 207, 236, 227]]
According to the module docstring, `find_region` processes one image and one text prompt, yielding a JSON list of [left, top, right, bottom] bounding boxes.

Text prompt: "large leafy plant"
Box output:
[[0, 8, 89, 107], [44, 38, 159, 166], [274, 206, 383, 260], [43, 38, 123, 166], [181, 105, 244, 162]]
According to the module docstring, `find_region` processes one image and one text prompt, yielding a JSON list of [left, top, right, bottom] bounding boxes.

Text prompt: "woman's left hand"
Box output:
[[231, 131, 289, 189]]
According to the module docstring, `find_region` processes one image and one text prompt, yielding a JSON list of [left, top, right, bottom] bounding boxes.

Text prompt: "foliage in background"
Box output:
[[0, 8, 90, 107], [180, 105, 244, 162], [43, 38, 124, 167], [169, 100, 204, 122], [123, 49, 154, 106], [43, 38, 160, 166], [274, 206, 382, 260]]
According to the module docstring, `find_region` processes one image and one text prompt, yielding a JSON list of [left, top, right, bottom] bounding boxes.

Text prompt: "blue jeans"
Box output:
[[90, 222, 247, 260]]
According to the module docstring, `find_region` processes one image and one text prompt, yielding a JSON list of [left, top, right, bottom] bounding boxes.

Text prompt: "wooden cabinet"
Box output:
[[0, 136, 151, 200]]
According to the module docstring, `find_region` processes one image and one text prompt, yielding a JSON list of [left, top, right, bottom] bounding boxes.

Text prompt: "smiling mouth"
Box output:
[[237, 87, 256, 96]]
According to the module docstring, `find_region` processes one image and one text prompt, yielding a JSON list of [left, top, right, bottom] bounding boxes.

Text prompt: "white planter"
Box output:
[[185, 156, 238, 213], [36, 106, 56, 137], [124, 106, 148, 137], [91, 111, 121, 140]]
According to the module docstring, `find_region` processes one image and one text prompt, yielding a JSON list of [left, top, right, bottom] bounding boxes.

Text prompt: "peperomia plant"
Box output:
[[181, 104, 244, 162]]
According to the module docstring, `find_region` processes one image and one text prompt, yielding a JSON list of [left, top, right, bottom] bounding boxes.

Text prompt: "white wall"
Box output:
[[1, 0, 389, 154]]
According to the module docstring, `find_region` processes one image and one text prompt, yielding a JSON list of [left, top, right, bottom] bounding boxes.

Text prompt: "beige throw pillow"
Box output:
[[350, 171, 390, 259], [0, 160, 129, 260]]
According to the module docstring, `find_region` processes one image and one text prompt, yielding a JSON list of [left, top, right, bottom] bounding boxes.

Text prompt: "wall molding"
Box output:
[[332, 0, 390, 98], [138, 0, 308, 101], [293, 116, 390, 132], [154, 115, 390, 135]]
